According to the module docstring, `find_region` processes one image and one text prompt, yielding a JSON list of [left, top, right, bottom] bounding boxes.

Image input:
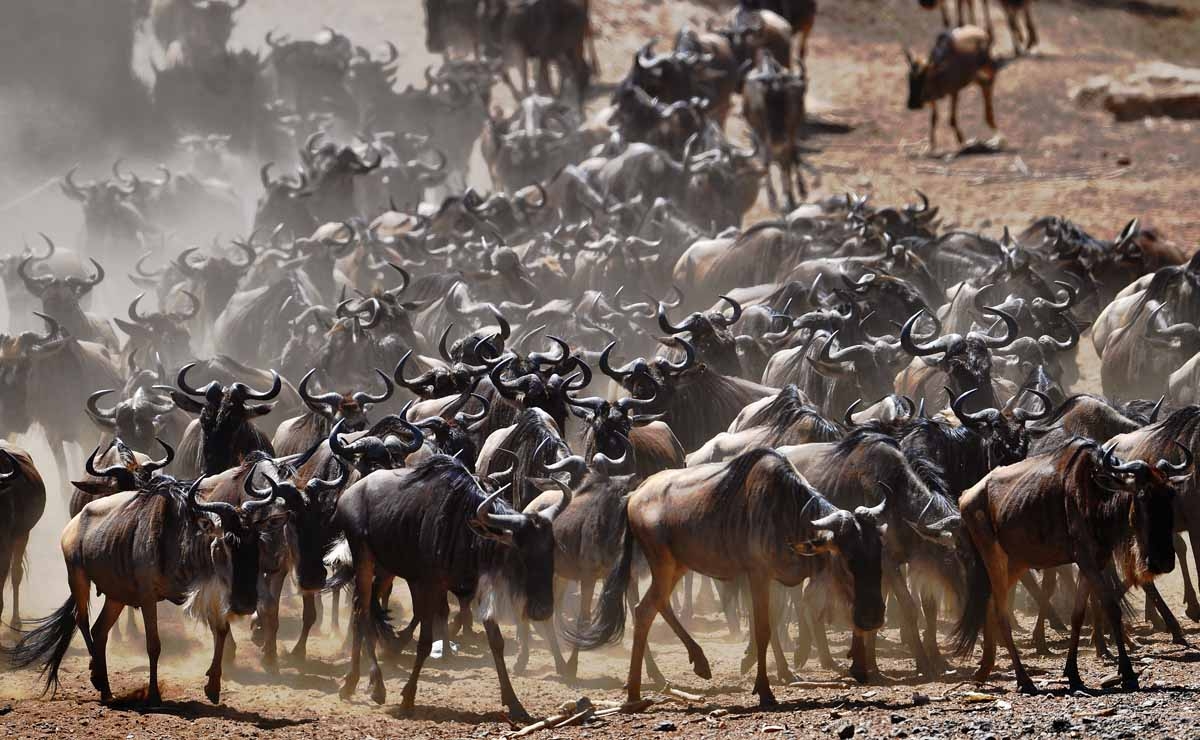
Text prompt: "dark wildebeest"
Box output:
[[489, 0, 593, 108], [571, 448, 887, 706], [895, 305, 1019, 412], [741, 51, 807, 211], [149, 0, 246, 61], [9, 475, 280, 704], [271, 368, 394, 457], [953, 437, 1190, 692], [739, 0, 818, 62], [171, 363, 282, 477], [333, 455, 568, 720], [905, 26, 1001, 152], [0, 446, 46, 632]]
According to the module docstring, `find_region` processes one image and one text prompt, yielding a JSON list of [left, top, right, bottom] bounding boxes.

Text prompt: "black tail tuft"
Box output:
[[566, 501, 634, 649], [8, 597, 77, 696], [950, 533, 991, 658]]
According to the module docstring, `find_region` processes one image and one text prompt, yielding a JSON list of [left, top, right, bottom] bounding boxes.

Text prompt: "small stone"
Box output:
[[1051, 718, 1073, 732], [654, 721, 677, 732], [892, 714, 908, 724], [1116, 154, 1132, 165], [912, 692, 931, 706], [839, 723, 856, 739]]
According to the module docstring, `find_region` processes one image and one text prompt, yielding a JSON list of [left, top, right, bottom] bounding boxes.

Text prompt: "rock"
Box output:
[[912, 692, 931, 706], [891, 714, 908, 724], [1071, 62, 1200, 121], [654, 721, 677, 732], [839, 723, 856, 739], [1116, 154, 1132, 166], [1052, 718, 1073, 733]]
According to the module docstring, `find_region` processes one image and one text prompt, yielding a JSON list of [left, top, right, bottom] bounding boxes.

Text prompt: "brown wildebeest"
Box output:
[[9, 475, 279, 704], [0, 446, 45, 632], [742, 51, 807, 211], [571, 448, 887, 706], [904, 26, 1002, 153], [953, 437, 1190, 692]]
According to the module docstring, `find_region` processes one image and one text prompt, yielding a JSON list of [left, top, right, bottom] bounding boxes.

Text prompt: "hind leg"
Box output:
[[257, 569, 285, 674], [748, 574, 779, 706], [290, 592, 318, 662], [655, 573, 711, 681], [205, 613, 230, 704], [89, 597, 124, 702], [486, 615, 531, 722], [1022, 5, 1038, 49], [10, 535, 28, 629], [624, 576, 665, 685], [398, 588, 435, 715], [340, 546, 375, 700]]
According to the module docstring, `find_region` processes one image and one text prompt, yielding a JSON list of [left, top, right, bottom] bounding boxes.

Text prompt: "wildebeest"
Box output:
[[333, 455, 567, 720], [171, 363, 282, 477], [9, 475, 280, 704], [741, 51, 807, 211], [0, 446, 46, 632], [905, 26, 1001, 152], [149, 0, 246, 62], [571, 448, 887, 705], [17, 242, 116, 348], [953, 437, 1190, 692]]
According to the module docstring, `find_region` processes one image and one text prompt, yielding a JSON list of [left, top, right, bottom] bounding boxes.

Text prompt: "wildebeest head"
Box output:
[[329, 411, 427, 476], [599, 337, 696, 403], [793, 495, 888, 631], [949, 386, 1052, 465], [187, 472, 280, 616], [657, 295, 742, 376], [18, 238, 105, 327], [255, 162, 315, 235], [812, 329, 907, 402], [903, 47, 930, 111], [245, 455, 347, 591], [114, 292, 198, 369], [472, 477, 571, 621], [60, 168, 148, 247], [412, 392, 490, 467], [180, 0, 246, 58], [86, 387, 177, 453], [1096, 440, 1191, 577], [72, 437, 174, 497], [0, 314, 67, 431], [568, 393, 662, 461], [901, 306, 1019, 410], [298, 367, 393, 432], [489, 342, 591, 430], [172, 363, 282, 474], [176, 240, 257, 313]]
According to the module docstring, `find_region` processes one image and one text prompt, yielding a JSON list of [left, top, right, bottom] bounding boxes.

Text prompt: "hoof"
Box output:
[[370, 683, 387, 705], [691, 654, 712, 680], [1121, 675, 1139, 691], [146, 690, 163, 706], [1017, 681, 1038, 695], [778, 670, 797, 684], [740, 652, 755, 675], [758, 691, 778, 708], [507, 705, 533, 724], [849, 667, 869, 684], [338, 681, 357, 701], [204, 682, 220, 704], [1186, 606, 1200, 622]]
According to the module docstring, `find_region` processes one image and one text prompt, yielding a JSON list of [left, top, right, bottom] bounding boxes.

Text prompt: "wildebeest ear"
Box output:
[[247, 403, 275, 417], [171, 391, 206, 414], [791, 530, 836, 556], [71, 481, 114, 496], [194, 512, 220, 536]]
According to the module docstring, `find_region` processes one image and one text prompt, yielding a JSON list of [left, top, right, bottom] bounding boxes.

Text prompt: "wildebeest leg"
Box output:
[[450, 594, 475, 641], [627, 559, 685, 703], [980, 0, 995, 42], [980, 79, 997, 134], [990, 568, 1036, 693], [534, 616, 569, 675], [1185, 529, 1200, 620], [949, 91, 965, 146], [290, 592, 318, 662], [958, 0, 974, 25], [1005, 5, 1025, 54], [625, 577, 665, 685], [0, 542, 10, 630], [763, 139, 780, 212], [398, 588, 435, 715], [928, 103, 939, 153], [258, 569, 285, 674], [793, 588, 813, 668], [681, 572, 694, 624], [1171, 533, 1200, 620], [339, 546, 374, 700], [485, 616, 531, 722], [514, 618, 532, 673], [331, 588, 341, 631], [716, 578, 742, 637], [656, 581, 712, 680], [143, 601, 163, 704], [1097, 580, 1138, 689], [205, 611, 230, 703], [748, 574, 778, 706], [9, 533, 27, 629], [885, 566, 935, 679], [1022, 5, 1037, 49], [941, 0, 953, 26], [1062, 578, 1092, 691], [921, 591, 944, 671], [89, 597, 123, 702], [565, 576, 595, 680], [1144, 582, 1188, 647]]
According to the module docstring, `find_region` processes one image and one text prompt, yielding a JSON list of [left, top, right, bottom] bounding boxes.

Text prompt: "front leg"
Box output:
[[290, 591, 318, 662], [884, 565, 934, 679], [143, 602, 163, 705], [485, 617, 531, 723]]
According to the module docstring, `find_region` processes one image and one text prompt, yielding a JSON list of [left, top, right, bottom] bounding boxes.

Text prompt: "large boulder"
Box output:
[[1071, 62, 1200, 121]]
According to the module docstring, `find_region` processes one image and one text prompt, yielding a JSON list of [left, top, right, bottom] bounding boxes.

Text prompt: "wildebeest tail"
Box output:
[[567, 500, 633, 649], [7, 597, 77, 696], [322, 536, 354, 593], [950, 530, 991, 657]]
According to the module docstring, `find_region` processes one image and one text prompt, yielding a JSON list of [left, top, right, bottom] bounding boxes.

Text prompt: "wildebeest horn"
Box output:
[[844, 399, 862, 427], [900, 310, 946, 356], [657, 302, 688, 334], [1010, 387, 1053, 423], [352, 369, 395, 406], [661, 336, 696, 373], [977, 306, 1019, 349], [86, 389, 119, 425], [177, 362, 221, 400], [233, 371, 282, 401], [307, 457, 349, 495], [437, 324, 455, 362], [809, 511, 843, 531], [127, 293, 150, 324], [143, 438, 175, 473], [85, 441, 132, 480], [492, 307, 511, 341], [536, 476, 574, 523], [242, 470, 282, 513], [1149, 395, 1165, 423], [187, 476, 246, 528], [860, 481, 892, 519], [716, 295, 742, 326], [61, 166, 88, 201], [393, 350, 437, 394], [598, 342, 631, 382], [1156, 440, 1193, 481], [949, 387, 1001, 427], [299, 368, 344, 414], [1101, 440, 1150, 477], [529, 335, 570, 368], [475, 483, 524, 534], [0, 450, 18, 484]]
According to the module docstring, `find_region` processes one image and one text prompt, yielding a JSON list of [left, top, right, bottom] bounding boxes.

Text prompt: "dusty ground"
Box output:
[[3, 0, 1200, 737]]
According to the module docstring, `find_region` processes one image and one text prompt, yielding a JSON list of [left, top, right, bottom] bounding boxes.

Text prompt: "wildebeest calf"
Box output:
[[905, 25, 1001, 153]]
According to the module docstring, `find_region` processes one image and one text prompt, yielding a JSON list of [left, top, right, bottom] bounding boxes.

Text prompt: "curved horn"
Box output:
[[299, 368, 344, 415], [949, 387, 1001, 427], [657, 302, 688, 334], [1010, 387, 1053, 423], [899, 310, 946, 357], [1157, 440, 1194, 478], [1102, 440, 1150, 477], [716, 295, 742, 327], [660, 336, 696, 373], [142, 438, 175, 473], [352, 369, 395, 406], [239, 371, 282, 401], [977, 306, 1019, 349], [177, 362, 220, 399], [85, 389, 119, 423]]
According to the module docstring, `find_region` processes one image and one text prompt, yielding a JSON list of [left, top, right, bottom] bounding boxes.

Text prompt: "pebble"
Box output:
[[1051, 718, 1073, 733], [839, 723, 856, 739], [654, 721, 677, 732], [891, 714, 908, 724]]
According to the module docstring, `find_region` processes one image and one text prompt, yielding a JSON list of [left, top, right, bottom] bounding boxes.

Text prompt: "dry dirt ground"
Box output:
[[3, 0, 1200, 737]]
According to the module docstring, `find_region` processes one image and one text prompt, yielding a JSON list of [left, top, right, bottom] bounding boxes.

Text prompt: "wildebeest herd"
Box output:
[[1, 0, 1198, 728]]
